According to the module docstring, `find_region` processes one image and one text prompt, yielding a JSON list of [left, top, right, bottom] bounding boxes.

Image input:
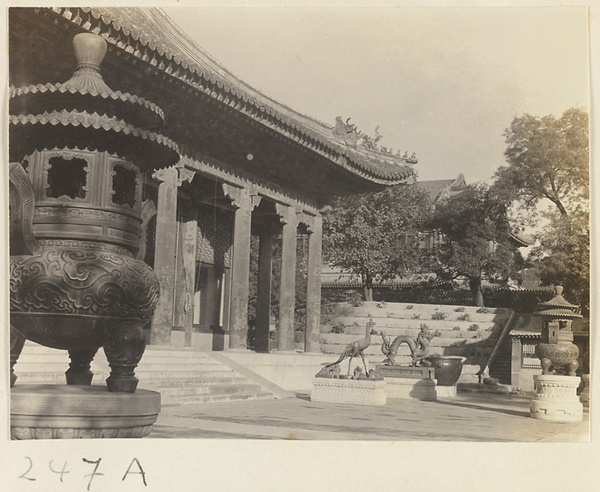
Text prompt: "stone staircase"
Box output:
[[13, 342, 275, 405], [320, 301, 513, 383]]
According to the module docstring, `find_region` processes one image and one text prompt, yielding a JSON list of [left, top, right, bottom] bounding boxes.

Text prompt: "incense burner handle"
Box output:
[[9, 161, 41, 256]]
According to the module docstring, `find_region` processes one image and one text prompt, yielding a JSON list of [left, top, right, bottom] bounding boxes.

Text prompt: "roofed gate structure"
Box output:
[[8, 7, 416, 355]]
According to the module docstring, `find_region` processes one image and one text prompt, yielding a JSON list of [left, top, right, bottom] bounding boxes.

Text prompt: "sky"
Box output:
[[163, 6, 589, 184]]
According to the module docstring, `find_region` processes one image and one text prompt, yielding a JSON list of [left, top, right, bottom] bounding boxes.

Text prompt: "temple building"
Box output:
[[412, 174, 530, 251], [413, 173, 467, 210], [9, 7, 417, 355]]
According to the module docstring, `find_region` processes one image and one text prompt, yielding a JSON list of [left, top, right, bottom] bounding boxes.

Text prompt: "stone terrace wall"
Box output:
[[322, 285, 555, 312], [320, 301, 513, 384]]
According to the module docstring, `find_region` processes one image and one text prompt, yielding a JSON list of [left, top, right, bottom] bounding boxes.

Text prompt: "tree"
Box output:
[[493, 107, 589, 310], [322, 185, 429, 302], [423, 184, 523, 307], [528, 209, 589, 314], [494, 107, 589, 216]]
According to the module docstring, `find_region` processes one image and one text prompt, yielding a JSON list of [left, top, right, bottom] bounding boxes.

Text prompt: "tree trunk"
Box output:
[[363, 272, 373, 302], [469, 277, 484, 307], [550, 197, 569, 216]]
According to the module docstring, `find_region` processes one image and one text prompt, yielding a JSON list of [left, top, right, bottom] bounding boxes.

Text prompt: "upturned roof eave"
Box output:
[[509, 232, 533, 247], [48, 6, 416, 185]]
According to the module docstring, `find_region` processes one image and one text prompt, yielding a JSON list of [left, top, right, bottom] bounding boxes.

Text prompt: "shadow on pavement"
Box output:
[[432, 398, 530, 418]]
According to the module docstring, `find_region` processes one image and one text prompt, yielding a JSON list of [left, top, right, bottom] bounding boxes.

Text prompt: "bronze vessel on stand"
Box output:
[[9, 32, 179, 394], [534, 286, 582, 376]]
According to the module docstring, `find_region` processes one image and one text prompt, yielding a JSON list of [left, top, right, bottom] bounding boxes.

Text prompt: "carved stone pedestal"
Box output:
[[375, 365, 437, 400], [530, 375, 583, 422], [384, 378, 437, 400], [435, 385, 457, 398], [311, 378, 387, 406], [11, 385, 161, 439], [376, 364, 435, 379]]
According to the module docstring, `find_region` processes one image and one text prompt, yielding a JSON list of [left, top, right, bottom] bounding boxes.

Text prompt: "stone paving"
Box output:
[[148, 391, 589, 442]]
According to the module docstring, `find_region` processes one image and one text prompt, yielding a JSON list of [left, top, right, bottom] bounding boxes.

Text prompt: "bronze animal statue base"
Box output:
[[315, 364, 341, 379]]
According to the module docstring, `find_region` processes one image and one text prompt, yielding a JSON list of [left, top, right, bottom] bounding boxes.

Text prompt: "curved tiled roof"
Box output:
[[47, 6, 416, 185], [413, 179, 455, 203], [413, 173, 466, 205]]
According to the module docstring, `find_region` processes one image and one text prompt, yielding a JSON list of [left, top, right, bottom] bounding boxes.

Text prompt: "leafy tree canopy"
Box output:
[[494, 107, 589, 216], [529, 208, 589, 313], [323, 184, 429, 301], [423, 183, 523, 307], [494, 107, 589, 311]]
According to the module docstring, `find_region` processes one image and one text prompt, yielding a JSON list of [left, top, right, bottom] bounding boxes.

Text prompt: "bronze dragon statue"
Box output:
[[380, 324, 441, 366]]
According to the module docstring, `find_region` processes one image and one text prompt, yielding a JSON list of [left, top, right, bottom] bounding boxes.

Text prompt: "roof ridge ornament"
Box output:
[[62, 33, 112, 93], [332, 116, 360, 147]]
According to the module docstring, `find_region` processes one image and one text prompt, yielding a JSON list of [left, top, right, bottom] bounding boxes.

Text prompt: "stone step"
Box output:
[[322, 310, 508, 322], [15, 366, 262, 387], [136, 362, 232, 372], [133, 369, 243, 379], [143, 376, 250, 388], [140, 355, 220, 364], [14, 372, 263, 391], [324, 302, 510, 318], [14, 372, 96, 383], [174, 391, 274, 405], [157, 383, 265, 397], [18, 350, 70, 358], [320, 337, 483, 352], [16, 355, 228, 369], [319, 332, 484, 345], [20, 342, 220, 355], [321, 317, 503, 334], [14, 362, 236, 378], [18, 351, 221, 366], [15, 342, 278, 405], [18, 351, 219, 361], [15, 360, 73, 368], [14, 370, 275, 404]]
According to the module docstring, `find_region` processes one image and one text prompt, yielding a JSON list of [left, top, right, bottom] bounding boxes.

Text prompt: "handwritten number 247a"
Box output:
[[19, 456, 147, 489]]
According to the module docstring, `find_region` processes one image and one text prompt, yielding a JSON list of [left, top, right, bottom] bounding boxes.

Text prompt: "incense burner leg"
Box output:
[[541, 358, 553, 375], [566, 360, 579, 377], [10, 325, 27, 388], [103, 321, 146, 393], [65, 349, 98, 385]]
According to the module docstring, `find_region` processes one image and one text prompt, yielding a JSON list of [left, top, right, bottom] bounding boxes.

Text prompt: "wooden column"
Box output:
[[221, 264, 231, 332], [173, 208, 185, 331], [255, 227, 274, 352], [150, 167, 178, 345], [277, 204, 297, 352], [305, 213, 323, 353], [177, 199, 199, 347], [224, 185, 256, 350]]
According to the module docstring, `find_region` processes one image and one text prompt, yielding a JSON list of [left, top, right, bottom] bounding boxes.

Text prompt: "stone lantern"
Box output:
[[529, 286, 583, 422], [8, 33, 179, 438]]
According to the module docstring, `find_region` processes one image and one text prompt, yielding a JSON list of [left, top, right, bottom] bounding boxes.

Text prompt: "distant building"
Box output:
[[413, 173, 531, 251], [413, 173, 467, 209]]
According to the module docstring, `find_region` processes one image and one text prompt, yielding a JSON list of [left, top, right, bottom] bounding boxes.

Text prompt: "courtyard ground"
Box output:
[[148, 391, 589, 442]]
